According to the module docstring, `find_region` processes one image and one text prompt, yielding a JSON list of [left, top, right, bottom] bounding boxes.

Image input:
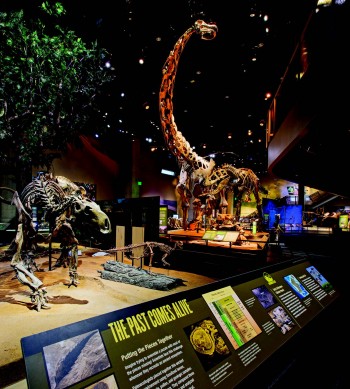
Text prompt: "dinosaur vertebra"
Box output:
[[159, 20, 266, 230]]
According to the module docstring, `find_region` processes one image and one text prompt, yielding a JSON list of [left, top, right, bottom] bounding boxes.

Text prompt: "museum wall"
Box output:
[[48, 136, 121, 200], [46, 136, 179, 205], [28, 133, 336, 216], [42, 135, 310, 206]]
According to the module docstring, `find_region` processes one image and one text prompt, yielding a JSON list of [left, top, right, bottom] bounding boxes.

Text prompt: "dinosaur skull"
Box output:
[[71, 197, 111, 236]]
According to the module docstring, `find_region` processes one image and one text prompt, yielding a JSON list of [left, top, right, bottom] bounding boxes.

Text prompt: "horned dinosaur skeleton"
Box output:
[[159, 20, 267, 230], [107, 241, 183, 269], [0, 173, 111, 311]]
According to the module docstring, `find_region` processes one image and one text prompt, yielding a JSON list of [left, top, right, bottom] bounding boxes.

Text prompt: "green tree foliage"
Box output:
[[0, 2, 115, 188]]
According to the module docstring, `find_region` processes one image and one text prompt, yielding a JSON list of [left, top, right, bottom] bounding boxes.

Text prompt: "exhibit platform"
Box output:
[[161, 229, 271, 279], [167, 229, 269, 250], [0, 245, 216, 389], [0, 233, 348, 389], [6, 247, 348, 389]]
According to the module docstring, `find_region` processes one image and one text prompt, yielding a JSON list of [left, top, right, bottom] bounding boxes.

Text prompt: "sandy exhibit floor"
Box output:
[[0, 246, 216, 387]]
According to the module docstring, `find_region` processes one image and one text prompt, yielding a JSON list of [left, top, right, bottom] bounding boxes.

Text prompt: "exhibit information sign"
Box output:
[[21, 259, 340, 389], [202, 230, 240, 242], [159, 206, 168, 234]]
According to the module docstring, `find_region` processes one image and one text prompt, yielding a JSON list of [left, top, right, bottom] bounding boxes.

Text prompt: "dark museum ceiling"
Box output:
[[2, 0, 320, 175]]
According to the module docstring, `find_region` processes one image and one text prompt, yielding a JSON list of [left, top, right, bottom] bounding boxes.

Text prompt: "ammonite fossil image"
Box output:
[[189, 319, 229, 356], [190, 325, 216, 355]]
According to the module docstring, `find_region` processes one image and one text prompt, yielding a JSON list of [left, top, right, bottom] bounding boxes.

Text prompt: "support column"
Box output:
[[227, 192, 234, 215], [298, 184, 305, 208]]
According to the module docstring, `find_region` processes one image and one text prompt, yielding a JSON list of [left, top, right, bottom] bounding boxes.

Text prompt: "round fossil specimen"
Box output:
[[190, 326, 215, 355]]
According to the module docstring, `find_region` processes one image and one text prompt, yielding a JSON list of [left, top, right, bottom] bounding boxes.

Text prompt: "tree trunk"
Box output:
[[15, 158, 33, 193]]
